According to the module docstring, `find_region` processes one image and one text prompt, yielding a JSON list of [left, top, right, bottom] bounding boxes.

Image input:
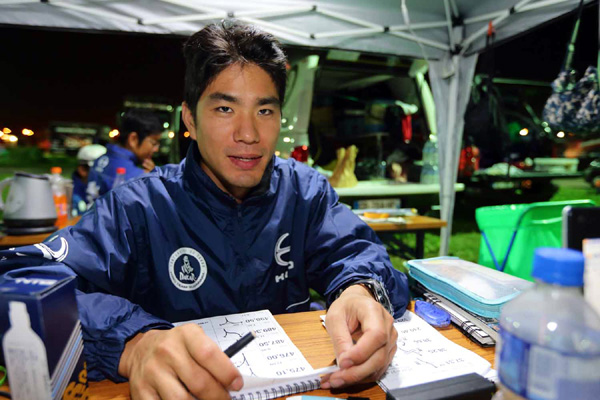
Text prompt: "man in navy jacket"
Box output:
[[1, 21, 409, 399], [86, 108, 162, 202]]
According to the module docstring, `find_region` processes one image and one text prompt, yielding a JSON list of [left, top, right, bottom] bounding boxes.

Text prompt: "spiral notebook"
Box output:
[[175, 309, 337, 400]]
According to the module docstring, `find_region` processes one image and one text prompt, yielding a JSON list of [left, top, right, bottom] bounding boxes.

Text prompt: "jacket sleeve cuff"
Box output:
[[76, 291, 173, 382]]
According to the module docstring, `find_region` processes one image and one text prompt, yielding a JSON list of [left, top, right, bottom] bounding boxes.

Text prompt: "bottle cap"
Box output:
[[532, 247, 584, 286], [51, 166, 62, 174], [116, 167, 126, 174]]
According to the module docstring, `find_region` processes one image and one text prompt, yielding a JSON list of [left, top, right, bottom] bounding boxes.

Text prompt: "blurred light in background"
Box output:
[[168, 131, 175, 139], [183, 131, 190, 138], [163, 122, 169, 129], [22, 128, 34, 136], [2, 127, 11, 134], [109, 129, 120, 138], [557, 131, 565, 138], [519, 128, 529, 136]]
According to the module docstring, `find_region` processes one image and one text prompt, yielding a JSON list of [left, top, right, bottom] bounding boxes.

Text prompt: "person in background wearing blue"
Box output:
[[86, 109, 162, 203], [1, 21, 409, 400], [71, 144, 107, 215]]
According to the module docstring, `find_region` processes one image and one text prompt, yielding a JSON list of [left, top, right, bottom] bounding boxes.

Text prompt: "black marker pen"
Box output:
[[224, 331, 256, 358]]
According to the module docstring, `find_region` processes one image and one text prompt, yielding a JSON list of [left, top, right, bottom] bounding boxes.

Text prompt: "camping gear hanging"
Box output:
[[543, 0, 600, 134]]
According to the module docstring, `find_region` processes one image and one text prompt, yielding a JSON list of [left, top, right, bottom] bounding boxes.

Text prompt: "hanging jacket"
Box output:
[[86, 143, 147, 202], [0, 144, 409, 382]]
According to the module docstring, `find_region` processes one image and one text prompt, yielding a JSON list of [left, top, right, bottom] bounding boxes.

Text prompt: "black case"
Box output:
[[385, 373, 496, 400]]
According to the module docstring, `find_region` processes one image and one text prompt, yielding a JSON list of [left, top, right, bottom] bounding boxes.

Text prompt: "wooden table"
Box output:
[[87, 307, 495, 400], [0, 217, 80, 248], [368, 215, 447, 259]]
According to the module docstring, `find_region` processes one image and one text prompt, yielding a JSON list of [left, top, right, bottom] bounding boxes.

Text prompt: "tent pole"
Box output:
[[389, 31, 450, 51], [318, 8, 380, 29], [159, 0, 221, 14], [461, 0, 536, 53], [443, 0, 456, 50], [0, 0, 36, 4], [464, 0, 574, 25], [144, 5, 314, 25], [389, 21, 448, 31], [449, 0, 460, 18], [313, 27, 382, 40], [238, 17, 312, 43], [143, 12, 226, 25]]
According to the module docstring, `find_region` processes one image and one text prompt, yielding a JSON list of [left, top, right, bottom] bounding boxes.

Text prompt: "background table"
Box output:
[[0, 217, 79, 248], [87, 307, 495, 399], [368, 215, 447, 259]]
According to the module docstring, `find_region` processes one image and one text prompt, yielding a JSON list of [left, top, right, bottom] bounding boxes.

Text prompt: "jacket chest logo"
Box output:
[[168, 247, 207, 291], [274, 233, 294, 283]]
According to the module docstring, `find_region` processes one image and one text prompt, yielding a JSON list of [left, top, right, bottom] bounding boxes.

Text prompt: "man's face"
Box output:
[[182, 63, 281, 201], [131, 133, 161, 162]]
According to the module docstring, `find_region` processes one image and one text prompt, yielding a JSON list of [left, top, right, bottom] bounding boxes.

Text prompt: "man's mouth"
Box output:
[[229, 155, 262, 170], [230, 156, 261, 161]]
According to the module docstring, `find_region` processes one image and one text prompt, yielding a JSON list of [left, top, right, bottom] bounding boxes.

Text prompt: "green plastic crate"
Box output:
[[476, 200, 595, 281]]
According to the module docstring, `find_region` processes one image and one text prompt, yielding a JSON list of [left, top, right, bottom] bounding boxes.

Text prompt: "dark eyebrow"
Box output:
[[257, 96, 281, 107], [208, 92, 238, 103]]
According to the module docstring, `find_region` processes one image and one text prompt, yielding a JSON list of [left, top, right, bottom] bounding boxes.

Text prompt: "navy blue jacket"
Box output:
[[0, 144, 409, 382], [86, 144, 146, 202]]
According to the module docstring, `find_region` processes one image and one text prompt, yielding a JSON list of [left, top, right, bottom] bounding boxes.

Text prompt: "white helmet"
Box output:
[[77, 144, 107, 167]]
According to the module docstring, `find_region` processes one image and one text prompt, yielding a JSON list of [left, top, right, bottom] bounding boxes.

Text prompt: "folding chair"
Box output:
[[476, 200, 596, 281]]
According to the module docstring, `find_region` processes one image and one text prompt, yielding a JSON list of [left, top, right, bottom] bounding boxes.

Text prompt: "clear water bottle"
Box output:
[[494, 247, 600, 400], [420, 135, 439, 184], [49, 166, 68, 225], [112, 167, 127, 189]]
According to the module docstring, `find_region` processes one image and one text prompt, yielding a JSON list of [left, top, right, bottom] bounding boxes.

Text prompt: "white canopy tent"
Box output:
[[1, 0, 592, 254]]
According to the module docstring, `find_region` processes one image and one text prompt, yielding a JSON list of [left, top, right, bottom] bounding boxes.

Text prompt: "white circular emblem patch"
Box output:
[[168, 247, 207, 291]]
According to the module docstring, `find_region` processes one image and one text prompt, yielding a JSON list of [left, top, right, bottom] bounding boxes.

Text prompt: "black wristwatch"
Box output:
[[335, 278, 394, 317]]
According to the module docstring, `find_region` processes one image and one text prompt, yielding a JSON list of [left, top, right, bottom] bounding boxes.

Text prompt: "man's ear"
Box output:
[[182, 102, 197, 140], [127, 131, 140, 150]]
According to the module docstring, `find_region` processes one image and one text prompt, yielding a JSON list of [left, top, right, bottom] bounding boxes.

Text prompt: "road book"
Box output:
[[175, 309, 336, 400]]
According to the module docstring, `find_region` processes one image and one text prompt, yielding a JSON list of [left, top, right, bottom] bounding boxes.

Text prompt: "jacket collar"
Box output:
[[182, 143, 278, 209], [106, 143, 138, 164]]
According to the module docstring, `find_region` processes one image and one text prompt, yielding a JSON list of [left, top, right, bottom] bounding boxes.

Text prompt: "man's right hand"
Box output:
[[118, 324, 243, 399]]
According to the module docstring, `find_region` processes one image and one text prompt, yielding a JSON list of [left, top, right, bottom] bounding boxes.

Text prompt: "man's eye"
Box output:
[[216, 106, 233, 113], [258, 109, 273, 115]]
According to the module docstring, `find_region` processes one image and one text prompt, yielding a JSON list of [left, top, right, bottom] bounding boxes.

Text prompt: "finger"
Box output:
[[325, 308, 355, 363], [131, 386, 161, 400], [130, 379, 161, 400], [176, 362, 232, 400], [339, 306, 392, 368], [182, 326, 242, 390], [330, 344, 389, 387], [154, 368, 194, 400]]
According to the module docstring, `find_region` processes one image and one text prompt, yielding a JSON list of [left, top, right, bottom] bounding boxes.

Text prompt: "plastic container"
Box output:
[[112, 167, 126, 189], [49, 166, 68, 225], [2, 301, 52, 400], [420, 135, 439, 184], [494, 247, 600, 400]]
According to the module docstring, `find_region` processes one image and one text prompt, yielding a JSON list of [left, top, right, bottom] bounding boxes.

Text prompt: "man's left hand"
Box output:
[[321, 284, 397, 389], [141, 158, 156, 173]]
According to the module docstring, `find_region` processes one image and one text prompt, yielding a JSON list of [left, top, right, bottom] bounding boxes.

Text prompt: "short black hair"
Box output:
[[117, 108, 163, 145], [183, 21, 287, 120]]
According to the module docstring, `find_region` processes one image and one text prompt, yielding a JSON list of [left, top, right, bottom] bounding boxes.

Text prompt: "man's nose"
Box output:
[[234, 113, 260, 144]]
